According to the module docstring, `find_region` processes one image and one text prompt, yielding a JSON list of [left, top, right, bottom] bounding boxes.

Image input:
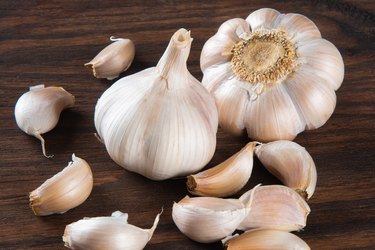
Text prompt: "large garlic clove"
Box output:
[[29, 154, 93, 216], [14, 84, 75, 158], [224, 229, 310, 250], [63, 210, 161, 250], [238, 185, 310, 231], [246, 8, 281, 31], [285, 66, 337, 130], [255, 140, 317, 200], [244, 84, 305, 142], [95, 29, 218, 180], [297, 39, 344, 91], [172, 196, 249, 243], [85, 36, 135, 80], [187, 142, 256, 197], [200, 18, 249, 72]]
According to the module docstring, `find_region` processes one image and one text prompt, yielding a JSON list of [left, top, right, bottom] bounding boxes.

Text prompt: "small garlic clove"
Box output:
[[29, 154, 93, 216], [238, 185, 310, 232], [85, 36, 135, 80], [200, 18, 249, 72], [63, 210, 161, 250], [246, 8, 281, 31], [14, 84, 75, 158], [187, 142, 256, 197], [255, 140, 317, 200], [172, 196, 249, 243], [224, 229, 310, 250]]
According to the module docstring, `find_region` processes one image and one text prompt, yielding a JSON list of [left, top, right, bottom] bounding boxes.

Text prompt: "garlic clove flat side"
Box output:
[[238, 185, 310, 231], [29, 154, 93, 216]]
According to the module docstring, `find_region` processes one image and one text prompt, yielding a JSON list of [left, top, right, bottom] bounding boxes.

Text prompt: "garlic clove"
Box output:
[[238, 185, 310, 231], [285, 65, 337, 130], [172, 196, 249, 243], [200, 18, 249, 72], [246, 8, 281, 31], [244, 84, 305, 142], [29, 154, 93, 216], [224, 229, 310, 250], [255, 140, 317, 200], [14, 84, 75, 158], [95, 29, 218, 180], [273, 13, 321, 43], [85, 36, 135, 80], [297, 39, 344, 91], [63, 210, 161, 250], [187, 142, 256, 197], [201, 62, 233, 93]]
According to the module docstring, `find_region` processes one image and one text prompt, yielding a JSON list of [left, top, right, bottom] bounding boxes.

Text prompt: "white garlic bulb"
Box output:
[[201, 8, 344, 142], [255, 140, 317, 200], [95, 29, 218, 180], [172, 196, 250, 243], [29, 154, 93, 216], [85, 36, 135, 80], [14, 84, 75, 157], [63, 210, 161, 250]]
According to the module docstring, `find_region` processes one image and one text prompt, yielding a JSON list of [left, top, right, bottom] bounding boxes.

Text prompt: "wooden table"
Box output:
[[1, 1, 374, 249]]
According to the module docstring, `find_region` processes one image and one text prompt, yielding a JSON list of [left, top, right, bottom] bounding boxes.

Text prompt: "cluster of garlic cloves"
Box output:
[[187, 142, 256, 197], [223, 229, 310, 250], [63, 210, 161, 250], [255, 140, 317, 200], [85, 36, 135, 80], [14, 84, 75, 158], [201, 8, 344, 142], [29, 154, 93, 216], [238, 185, 310, 231], [95, 28, 218, 180], [172, 194, 254, 243]]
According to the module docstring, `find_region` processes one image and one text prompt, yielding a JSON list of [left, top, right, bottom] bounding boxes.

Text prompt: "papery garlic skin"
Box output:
[[255, 140, 317, 200], [63, 211, 161, 250], [29, 154, 93, 216], [14, 84, 75, 157], [238, 185, 310, 231], [95, 29, 218, 180], [85, 36, 135, 80], [187, 142, 256, 197], [224, 229, 310, 250], [201, 8, 344, 142], [172, 196, 249, 243]]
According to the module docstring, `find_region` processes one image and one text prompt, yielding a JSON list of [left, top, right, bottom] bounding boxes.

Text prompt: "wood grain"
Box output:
[[0, 0, 374, 249]]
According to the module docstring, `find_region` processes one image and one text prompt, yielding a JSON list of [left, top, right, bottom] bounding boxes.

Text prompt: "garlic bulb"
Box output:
[[187, 142, 256, 197], [95, 28, 218, 180], [172, 195, 251, 243], [29, 154, 93, 216], [223, 229, 310, 250], [85, 36, 135, 80], [201, 8, 344, 142], [14, 84, 75, 157], [238, 185, 310, 231], [255, 140, 317, 200], [63, 210, 161, 250]]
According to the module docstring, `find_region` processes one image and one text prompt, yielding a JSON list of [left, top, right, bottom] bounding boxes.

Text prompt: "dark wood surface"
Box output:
[[1, 0, 374, 249]]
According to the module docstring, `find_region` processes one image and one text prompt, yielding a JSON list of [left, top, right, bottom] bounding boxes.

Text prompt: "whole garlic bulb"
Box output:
[[201, 8, 344, 142], [95, 29, 218, 180]]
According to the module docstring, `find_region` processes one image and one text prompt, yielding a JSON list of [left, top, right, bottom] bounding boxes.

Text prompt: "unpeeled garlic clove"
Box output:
[[172, 195, 251, 243], [85, 36, 135, 80], [29, 154, 93, 216], [14, 84, 75, 158], [255, 140, 317, 200], [63, 210, 161, 250], [223, 229, 310, 250], [187, 142, 256, 197], [238, 185, 310, 231]]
